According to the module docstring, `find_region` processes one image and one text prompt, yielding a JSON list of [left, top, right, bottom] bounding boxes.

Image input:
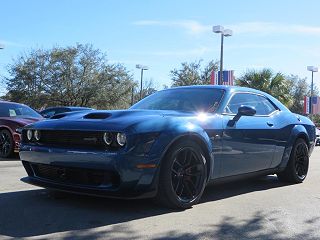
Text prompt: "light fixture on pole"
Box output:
[[307, 66, 318, 115], [136, 64, 149, 100], [213, 25, 233, 85]]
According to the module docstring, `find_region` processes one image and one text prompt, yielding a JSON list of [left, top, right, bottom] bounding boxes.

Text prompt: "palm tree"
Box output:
[[236, 68, 292, 107]]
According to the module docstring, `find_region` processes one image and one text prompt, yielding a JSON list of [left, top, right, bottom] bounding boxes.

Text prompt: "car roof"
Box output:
[[169, 85, 266, 94], [0, 100, 25, 106]]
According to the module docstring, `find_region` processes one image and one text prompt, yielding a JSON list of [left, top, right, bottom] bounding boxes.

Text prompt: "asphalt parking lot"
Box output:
[[1, 150, 320, 240]]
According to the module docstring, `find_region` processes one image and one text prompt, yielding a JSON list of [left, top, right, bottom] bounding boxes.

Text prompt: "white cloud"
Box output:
[[227, 22, 320, 35], [150, 46, 212, 56], [0, 40, 25, 48], [134, 20, 320, 36], [115, 47, 213, 57], [133, 20, 210, 35]]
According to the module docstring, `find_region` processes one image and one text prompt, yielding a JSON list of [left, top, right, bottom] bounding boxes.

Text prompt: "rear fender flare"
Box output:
[[278, 125, 309, 170]]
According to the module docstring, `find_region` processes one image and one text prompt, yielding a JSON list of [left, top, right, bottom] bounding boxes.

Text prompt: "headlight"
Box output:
[[34, 130, 41, 141], [27, 130, 33, 141], [116, 133, 126, 146], [103, 132, 113, 145]]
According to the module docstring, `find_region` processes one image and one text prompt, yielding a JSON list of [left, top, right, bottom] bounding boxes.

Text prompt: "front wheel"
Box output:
[[156, 140, 207, 209], [0, 129, 14, 158], [277, 138, 309, 183]]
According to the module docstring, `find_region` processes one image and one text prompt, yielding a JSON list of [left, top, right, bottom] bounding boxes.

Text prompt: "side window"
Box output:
[[225, 93, 277, 115], [42, 110, 56, 118], [255, 95, 277, 115], [225, 93, 259, 114], [55, 108, 68, 114]]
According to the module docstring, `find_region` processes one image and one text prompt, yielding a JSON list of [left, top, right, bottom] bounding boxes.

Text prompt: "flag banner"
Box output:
[[304, 96, 310, 114], [304, 96, 320, 114], [210, 70, 215, 85], [312, 96, 320, 114], [312, 96, 318, 104], [210, 70, 234, 86]]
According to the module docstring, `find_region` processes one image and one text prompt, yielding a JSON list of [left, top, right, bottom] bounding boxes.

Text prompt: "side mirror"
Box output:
[[227, 105, 256, 127], [238, 105, 256, 116]]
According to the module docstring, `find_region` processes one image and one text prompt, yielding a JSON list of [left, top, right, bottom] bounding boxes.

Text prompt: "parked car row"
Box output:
[[0, 101, 93, 158]]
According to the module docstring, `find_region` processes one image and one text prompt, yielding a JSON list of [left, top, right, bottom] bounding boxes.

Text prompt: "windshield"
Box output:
[[131, 88, 224, 112], [0, 102, 42, 118]]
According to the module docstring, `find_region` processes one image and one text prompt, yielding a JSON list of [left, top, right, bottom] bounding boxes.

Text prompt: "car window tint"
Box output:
[[0, 103, 41, 118], [131, 88, 225, 112], [43, 110, 56, 118], [55, 108, 68, 114], [255, 95, 277, 115], [226, 93, 276, 115]]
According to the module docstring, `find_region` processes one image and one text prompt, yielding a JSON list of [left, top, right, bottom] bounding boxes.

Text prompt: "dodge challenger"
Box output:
[[19, 86, 315, 209], [0, 101, 43, 158]]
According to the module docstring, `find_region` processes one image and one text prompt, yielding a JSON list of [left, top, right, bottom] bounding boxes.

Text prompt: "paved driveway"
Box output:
[[1, 149, 320, 239]]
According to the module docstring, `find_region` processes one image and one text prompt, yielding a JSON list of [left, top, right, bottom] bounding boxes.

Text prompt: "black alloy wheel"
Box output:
[[0, 129, 14, 158], [294, 141, 309, 180], [156, 140, 207, 209], [277, 138, 309, 183], [171, 147, 206, 203]]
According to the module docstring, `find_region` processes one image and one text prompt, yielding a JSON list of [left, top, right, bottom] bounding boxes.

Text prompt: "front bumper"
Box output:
[[19, 144, 159, 199]]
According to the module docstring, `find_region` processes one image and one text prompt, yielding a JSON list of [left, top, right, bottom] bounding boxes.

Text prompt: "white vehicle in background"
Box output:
[[316, 128, 320, 146]]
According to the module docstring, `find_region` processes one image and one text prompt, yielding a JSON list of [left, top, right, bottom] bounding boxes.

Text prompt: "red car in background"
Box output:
[[0, 101, 42, 158]]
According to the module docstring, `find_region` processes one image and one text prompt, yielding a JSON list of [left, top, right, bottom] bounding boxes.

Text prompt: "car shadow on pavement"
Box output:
[[200, 175, 290, 203], [0, 175, 291, 238]]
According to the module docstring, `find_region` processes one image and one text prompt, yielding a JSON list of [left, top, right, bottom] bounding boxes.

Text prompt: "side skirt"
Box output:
[[207, 167, 281, 186]]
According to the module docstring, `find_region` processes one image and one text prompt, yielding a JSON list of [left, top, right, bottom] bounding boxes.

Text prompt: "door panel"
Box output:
[[220, 115, 276, 176]]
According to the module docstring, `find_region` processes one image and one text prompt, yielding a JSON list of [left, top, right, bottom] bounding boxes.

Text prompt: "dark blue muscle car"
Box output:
[[19, 86, 315, 209]]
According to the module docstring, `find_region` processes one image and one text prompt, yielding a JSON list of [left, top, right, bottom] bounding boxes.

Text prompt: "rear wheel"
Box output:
[[0, 129, 14, 158], [156, 140, 207, 209], [277, 138, 309, 183]]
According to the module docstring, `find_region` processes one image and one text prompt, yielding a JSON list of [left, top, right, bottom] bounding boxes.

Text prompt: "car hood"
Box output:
[[1, 117, 42, 126], [27, 109, 196, 132]]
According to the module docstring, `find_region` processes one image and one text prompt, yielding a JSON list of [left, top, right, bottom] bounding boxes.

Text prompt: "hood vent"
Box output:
[[51, 113, 68, 119], [83, 112, 112, 119]]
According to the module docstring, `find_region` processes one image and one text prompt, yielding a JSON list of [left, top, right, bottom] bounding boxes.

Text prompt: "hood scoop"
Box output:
[[51, 113, 68, 119], [83, 112, 112, 120]]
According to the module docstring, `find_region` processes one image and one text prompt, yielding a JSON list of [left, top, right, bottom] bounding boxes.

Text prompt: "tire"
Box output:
[[156, 140, 208, 209], [0, 129, 14, 158], [277, 138, 309, 183]]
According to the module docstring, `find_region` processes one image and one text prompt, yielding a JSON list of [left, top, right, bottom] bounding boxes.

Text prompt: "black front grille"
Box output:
[[29, 162, 120, 188], [27, 130, 106, 150]]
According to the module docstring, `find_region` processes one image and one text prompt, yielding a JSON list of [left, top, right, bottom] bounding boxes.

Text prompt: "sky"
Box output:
[[1, 0, 320, 95]]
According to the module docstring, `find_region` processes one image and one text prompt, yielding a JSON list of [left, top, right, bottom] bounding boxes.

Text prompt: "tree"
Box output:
[[2, 44, 135, 109], [131, 79, 157, 105], [170, 60, 219, 87], [287, 75, 309, 114], [236, 68, 293, 107]]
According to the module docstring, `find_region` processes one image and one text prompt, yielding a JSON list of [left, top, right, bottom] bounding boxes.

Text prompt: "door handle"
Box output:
[[267, 122, 274, 127]]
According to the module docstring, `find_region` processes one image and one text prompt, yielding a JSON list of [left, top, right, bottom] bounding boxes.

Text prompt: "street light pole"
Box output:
[[213, 25, 232, 85], [140, 68, 144, 100], [307, 66, 318, 115], [136, 64, 149, 100], [219, 33, 224, 85]]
